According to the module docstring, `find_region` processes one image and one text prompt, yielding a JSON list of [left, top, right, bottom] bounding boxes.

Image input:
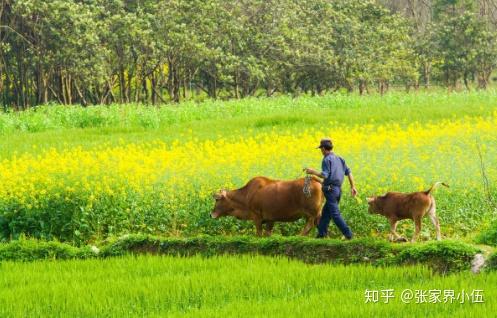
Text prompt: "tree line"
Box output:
[[1, 0, 497, 109]]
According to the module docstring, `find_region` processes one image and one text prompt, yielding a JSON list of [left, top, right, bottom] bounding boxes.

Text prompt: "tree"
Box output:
[[433, 0, 497, 90]]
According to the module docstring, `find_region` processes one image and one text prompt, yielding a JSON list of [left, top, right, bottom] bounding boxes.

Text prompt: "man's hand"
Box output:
[[351, 187, 358, 197], [347, 173, 357, 197], [303, 167, 317, 175]]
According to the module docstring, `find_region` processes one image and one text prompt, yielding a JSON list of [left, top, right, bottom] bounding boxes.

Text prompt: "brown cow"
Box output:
[[366, 182, 449, 242], [211, 176, 324, 236]]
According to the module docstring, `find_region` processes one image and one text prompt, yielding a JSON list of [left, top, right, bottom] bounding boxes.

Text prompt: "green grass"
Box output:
[[1, 91, 497, 158], [478, 220, 497, 246], [0, 254, 494, 317]]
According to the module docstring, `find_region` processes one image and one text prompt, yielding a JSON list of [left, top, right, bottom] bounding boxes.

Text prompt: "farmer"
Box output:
[[304, 138, 357, 239]]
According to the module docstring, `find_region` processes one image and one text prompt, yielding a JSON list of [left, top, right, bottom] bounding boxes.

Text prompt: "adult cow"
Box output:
[[211, 176, 324, 236]]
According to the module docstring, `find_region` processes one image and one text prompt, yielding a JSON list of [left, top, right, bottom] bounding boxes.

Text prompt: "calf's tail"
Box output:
[[424, 181, 449, 194]]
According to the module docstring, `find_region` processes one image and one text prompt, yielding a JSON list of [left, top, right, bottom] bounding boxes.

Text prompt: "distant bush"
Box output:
[[0, 238, 97, 262], [487, 252, 497, 271], [477, 221, 497, 246]]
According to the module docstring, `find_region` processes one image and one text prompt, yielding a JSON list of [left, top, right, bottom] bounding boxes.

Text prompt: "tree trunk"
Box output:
[[119, 63, 127, 103], [151, 73, 157, 105], [66, 74, 72, 105], [463, 72, 470, 91], [167, 60, 174, 99], [135, 71, 141, 103], [142, 78, 148, 104], [424, 62, 430, 88], [75, 81, 88, 106], [60, 72, 67, 105], [127, 69, 133, 103], [358, 80, 365, 95], [172, 64, 180, 103], [208, 71, 217, 99], [234, 70, 239, 99]]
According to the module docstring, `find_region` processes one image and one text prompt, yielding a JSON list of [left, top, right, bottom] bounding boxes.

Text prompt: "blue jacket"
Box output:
[[321, 152, 350, 188]]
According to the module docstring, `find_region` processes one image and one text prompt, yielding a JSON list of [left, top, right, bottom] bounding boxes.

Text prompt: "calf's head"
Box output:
[[366, 196, 383, 215], [211, 190, 234, 219]]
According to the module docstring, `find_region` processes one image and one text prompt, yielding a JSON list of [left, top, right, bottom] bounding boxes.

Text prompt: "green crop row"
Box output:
[[1, 253, 495, 317]]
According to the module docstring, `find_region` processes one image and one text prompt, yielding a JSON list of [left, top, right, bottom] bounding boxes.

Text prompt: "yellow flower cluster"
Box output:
[[0, 113, 496, 222]]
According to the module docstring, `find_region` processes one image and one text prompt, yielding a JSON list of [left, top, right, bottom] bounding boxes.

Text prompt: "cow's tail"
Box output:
[[424, 182, 449, 195]]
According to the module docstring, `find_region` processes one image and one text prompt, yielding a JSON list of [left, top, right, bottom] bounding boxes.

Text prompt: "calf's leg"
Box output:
[[389, 219, 405, 242], [427, 198, 441, 240], [411, 215, 422, 243]]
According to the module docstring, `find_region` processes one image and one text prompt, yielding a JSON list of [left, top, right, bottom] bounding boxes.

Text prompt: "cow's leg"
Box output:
[[314, 215, 321, 226], [411, 216, 422, 243], [300, 217, 315, 236], [313, 207, 322, 226], [254, 218, 263, 237], [264, 221, 274, 237]]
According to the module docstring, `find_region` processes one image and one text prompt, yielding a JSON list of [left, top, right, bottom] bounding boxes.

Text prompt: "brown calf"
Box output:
[[366, 182, 449, 242]]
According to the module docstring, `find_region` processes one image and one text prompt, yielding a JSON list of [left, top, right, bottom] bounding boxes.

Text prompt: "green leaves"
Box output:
[[2, 0, 497, 107]]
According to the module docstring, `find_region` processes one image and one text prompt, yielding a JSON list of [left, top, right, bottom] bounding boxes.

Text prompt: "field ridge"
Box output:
[[2, 235, 495, 274]]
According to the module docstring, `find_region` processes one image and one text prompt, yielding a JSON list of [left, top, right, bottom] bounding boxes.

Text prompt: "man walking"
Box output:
[[304, 138, 357, 239]]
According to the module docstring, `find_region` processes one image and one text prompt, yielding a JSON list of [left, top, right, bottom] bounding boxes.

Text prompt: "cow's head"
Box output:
[[211, 189, 234, 218], [366, 196, 381, 214]]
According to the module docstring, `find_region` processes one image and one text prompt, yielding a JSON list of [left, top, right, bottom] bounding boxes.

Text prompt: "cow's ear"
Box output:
[[221, 189, 227, 198]]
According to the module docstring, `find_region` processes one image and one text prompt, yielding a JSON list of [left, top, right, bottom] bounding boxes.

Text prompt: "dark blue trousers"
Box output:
[[317, 186, 353, 239]]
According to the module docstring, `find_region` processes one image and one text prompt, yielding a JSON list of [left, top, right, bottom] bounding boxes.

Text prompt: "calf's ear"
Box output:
[[212, 191, 222, 200]]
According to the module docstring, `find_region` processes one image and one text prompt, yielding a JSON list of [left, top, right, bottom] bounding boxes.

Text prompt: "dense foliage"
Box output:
[[2, 0, 497, 108]]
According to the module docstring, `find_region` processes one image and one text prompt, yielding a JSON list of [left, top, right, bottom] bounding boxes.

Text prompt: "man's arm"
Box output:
[[303, 167, 324, 178], [304, 158, 329, 179], [347, 173, 358, 197]]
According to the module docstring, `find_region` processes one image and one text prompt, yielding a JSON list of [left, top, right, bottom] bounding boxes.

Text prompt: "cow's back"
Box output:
[[247, 177, 323, 221]]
